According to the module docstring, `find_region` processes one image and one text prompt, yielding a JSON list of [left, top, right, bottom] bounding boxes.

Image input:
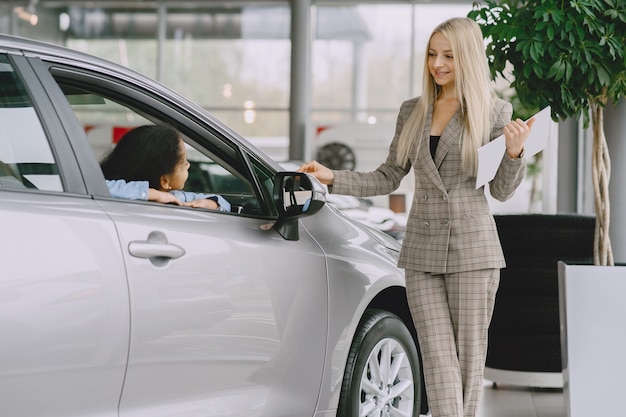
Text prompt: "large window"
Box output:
[[311, 4, 472, 127], [64, 6, 292, 144], [9, 2, 471, 160]]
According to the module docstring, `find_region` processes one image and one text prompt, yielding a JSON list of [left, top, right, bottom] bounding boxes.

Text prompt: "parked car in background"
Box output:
[[0, 34, 427, 417], [314, 121, 397, 171]]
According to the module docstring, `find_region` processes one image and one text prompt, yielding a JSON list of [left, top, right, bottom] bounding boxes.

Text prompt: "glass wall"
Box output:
[[1, 2, 62, 42], [64, 5, 292, 142], [4, 1, 551, 214], [159, 7, 292, 139], [6, 2, 471, 142], [311, 4, 471, 127]]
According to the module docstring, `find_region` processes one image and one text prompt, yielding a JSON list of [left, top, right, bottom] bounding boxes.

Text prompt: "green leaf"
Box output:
[[582, 108, 590, 129], [523, 63, 533, 78], [579, 61, 589, 73], [547, 60, 565, 81], [588, 68, 596, 85], [533, 8, 546, 20], [605, 8, 618, 19], [529, 41, 540, 61], [564, 61, 573, 82], [575, 25, 586, 42], [551, 9, 564, 25], [547, 24, 555, 40], [597, 65, 611, 86], [583, 47, 592, 63]]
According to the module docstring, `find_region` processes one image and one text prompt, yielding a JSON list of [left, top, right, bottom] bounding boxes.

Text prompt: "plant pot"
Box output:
[[558, 261, 626, 417]]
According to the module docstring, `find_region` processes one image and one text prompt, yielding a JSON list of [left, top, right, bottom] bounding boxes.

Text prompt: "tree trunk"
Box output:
[[590, 101, 613, 266]]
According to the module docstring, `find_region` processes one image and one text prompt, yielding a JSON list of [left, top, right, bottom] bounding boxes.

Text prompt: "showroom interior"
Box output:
[[3, 1, 625, 417]]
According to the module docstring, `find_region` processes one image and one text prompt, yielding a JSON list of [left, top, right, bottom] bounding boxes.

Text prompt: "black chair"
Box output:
[[486, 214, 595, 388]]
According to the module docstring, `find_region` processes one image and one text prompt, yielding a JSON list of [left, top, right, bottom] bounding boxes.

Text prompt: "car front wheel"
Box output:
[[338, 309, 422, 417]]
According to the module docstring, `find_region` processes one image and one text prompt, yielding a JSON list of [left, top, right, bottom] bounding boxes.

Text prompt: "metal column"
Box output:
[[289, 0, 312, 162]]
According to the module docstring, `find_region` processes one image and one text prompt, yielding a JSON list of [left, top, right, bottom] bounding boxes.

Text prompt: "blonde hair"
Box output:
[[396, 17, 494, 177]]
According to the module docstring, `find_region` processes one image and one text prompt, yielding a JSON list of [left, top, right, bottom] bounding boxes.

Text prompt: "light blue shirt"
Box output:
[[106, 179, 149, 200], [105, 179, 231, 212]]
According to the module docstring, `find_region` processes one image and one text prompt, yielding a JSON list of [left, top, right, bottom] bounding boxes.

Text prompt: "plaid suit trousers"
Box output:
[[406, 268, 500, 417]]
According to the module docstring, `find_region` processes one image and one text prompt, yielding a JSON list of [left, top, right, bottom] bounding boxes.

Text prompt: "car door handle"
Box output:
[[128, 231, 186, 260], [129, 242, 186, 259]]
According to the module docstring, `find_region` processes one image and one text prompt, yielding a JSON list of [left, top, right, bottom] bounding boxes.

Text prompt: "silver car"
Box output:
[[0, 34, 426, 417]]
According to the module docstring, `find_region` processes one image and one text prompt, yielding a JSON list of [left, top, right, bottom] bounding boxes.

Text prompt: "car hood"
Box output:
[[302, 203, 401, 254], [341, 207, 402, 252]]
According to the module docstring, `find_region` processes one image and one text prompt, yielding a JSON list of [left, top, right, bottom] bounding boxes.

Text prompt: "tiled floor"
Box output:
[[421, 380, 566, 417], [478, 380, 565, 417]]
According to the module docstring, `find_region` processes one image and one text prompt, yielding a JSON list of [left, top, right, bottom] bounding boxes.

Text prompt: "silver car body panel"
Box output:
[[301, 206, 404, 411], [95, 198, 328, 417], [0, 191, 130, 416]]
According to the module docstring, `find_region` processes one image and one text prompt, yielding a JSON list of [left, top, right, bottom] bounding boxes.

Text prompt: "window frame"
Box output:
[[29, 57, 279, 217], [4, 52, 88, 195]]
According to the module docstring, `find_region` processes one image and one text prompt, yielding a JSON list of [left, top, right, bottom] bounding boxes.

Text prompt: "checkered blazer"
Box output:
[[332, 96, 526, 274]]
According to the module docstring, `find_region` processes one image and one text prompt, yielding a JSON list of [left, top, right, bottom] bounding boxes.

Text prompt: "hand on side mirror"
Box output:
[[275, 172, 325, 217], [272, 172, 326, 240]]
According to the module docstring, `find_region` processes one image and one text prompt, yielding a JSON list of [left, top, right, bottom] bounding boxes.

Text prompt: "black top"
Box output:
[[430, 135, 441, 160]]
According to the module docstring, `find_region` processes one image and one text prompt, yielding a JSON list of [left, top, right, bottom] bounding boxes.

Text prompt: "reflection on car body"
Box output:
[[326, 194, 407, 242]]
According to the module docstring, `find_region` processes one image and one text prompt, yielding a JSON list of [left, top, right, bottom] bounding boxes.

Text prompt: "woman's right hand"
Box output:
[[298, 160, 334, 185]]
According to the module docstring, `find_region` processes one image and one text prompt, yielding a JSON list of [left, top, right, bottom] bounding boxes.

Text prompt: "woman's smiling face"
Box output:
[[428, 31, 455, 89]]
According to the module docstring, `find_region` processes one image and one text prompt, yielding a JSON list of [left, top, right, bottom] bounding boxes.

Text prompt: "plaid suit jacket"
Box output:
[[332, 96, 526, 274]]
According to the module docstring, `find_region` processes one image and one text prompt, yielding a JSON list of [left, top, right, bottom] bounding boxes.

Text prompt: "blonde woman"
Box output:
[[300, 17, 535, 417]]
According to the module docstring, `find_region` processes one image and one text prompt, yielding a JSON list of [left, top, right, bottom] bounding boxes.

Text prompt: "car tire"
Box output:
[[338, 309, 422, 417], [316, 142, 356, 170]]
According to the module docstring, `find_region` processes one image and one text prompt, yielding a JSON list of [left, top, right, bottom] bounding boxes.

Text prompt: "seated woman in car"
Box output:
[[101, 124, 231, 212]]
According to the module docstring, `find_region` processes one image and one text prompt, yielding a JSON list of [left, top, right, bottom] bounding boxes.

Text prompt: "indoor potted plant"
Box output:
[[468, 2, 626, 415], [469, 0, 625, 266]]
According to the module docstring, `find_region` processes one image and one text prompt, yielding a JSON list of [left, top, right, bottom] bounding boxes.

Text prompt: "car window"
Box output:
[[0, 55, 62, 192], [52, 76, 269, 215]]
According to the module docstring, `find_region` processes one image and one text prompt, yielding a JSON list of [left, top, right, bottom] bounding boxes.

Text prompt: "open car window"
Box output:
[[52, 73, 270, 216]]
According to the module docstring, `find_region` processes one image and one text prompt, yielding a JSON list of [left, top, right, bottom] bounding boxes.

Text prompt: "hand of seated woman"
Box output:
[[183, 198, 220, 210], [148, 188, 183, 205]]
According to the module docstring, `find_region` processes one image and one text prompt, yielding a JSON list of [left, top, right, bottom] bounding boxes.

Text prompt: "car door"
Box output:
[[0, 53, 130, 416], [98, 193, 328, 417], [34, 57, 330, 417]]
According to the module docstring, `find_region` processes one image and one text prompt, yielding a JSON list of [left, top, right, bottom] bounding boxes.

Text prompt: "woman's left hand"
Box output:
[[149, 188, 183, 205], [184, 198, 219, 210], [504, 117, 536, 159]]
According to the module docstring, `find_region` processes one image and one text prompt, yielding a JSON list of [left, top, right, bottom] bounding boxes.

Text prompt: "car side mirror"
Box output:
[[272, 172, 326, 240]]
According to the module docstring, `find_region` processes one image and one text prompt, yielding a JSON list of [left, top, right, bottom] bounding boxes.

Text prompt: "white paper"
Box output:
[[475, 135, 506, 189], [475, 107, 552, 189]]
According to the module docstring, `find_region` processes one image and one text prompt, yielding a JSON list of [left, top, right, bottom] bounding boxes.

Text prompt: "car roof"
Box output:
[[0, 33, 135, 75]]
